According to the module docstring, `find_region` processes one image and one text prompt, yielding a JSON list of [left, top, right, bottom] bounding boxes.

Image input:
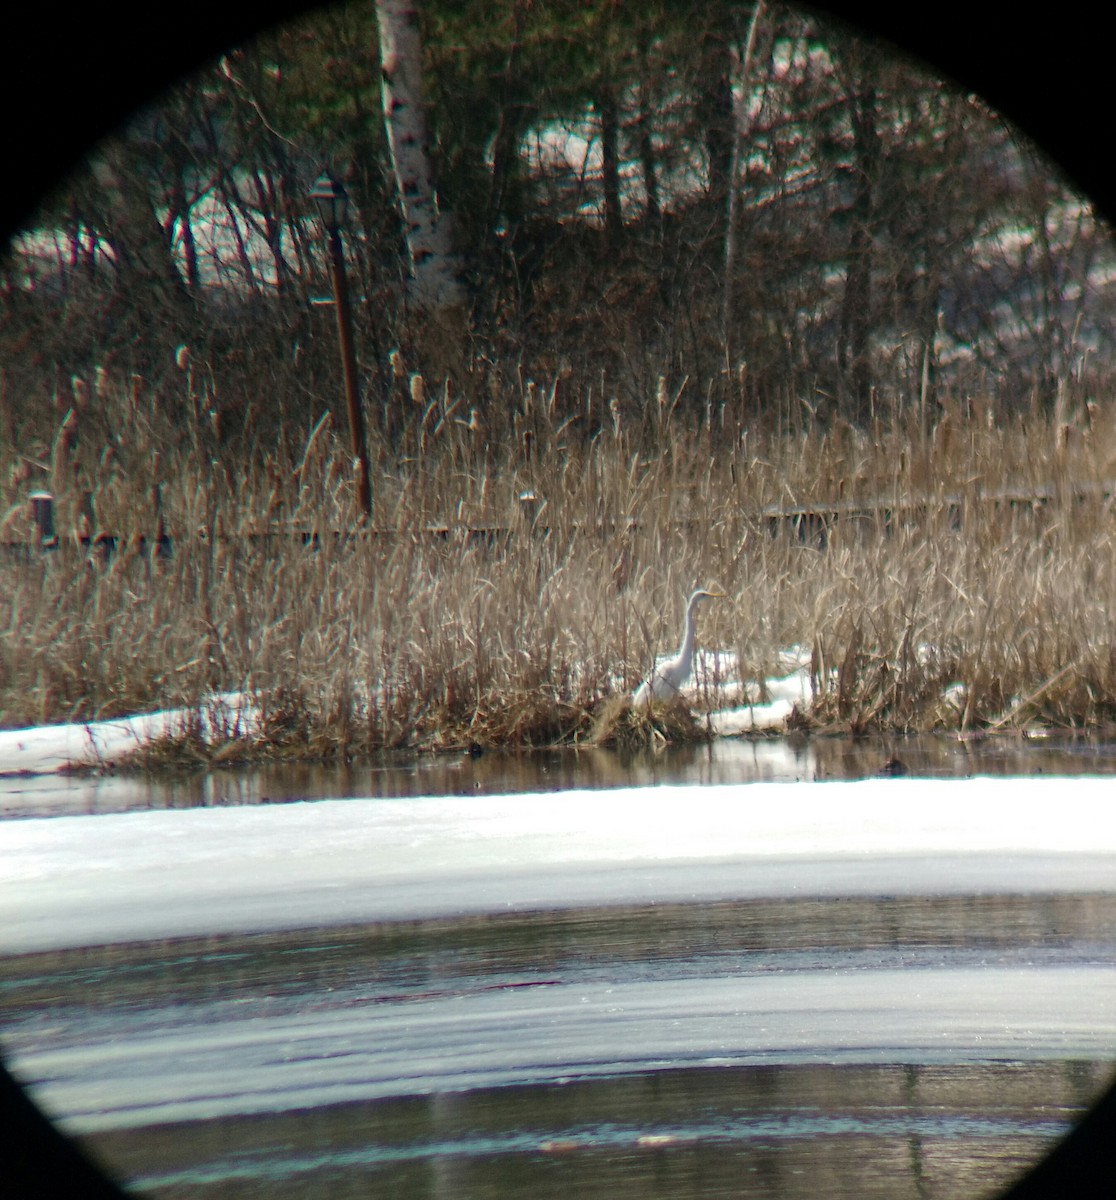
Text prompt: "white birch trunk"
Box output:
[[376, 0, 465, 315]]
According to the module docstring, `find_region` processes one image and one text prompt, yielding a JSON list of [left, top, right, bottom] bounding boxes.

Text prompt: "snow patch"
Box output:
[[0, 694, 258, 776]]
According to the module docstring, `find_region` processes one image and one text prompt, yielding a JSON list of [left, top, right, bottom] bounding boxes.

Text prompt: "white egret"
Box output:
[[633, 588, 724, 708]]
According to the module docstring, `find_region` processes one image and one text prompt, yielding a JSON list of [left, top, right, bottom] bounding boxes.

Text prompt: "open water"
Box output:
[[3, 734, 1116, 1199]]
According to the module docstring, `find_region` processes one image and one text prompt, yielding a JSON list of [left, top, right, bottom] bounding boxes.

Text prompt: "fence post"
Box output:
[[29, 492, 56, 550]]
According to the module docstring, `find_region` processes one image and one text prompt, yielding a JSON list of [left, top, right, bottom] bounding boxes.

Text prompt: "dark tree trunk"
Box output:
[[596, 85, 624, 252], [838, 81, 878, 420], [696, 26, 735, 230], [636, 70, 660, 225]]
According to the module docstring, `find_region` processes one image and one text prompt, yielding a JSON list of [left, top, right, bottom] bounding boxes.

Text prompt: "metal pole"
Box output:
[[326, 226, 373, 520]]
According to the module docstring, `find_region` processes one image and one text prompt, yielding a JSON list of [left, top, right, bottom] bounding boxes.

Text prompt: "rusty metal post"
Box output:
[[311, 171, 372, 522]]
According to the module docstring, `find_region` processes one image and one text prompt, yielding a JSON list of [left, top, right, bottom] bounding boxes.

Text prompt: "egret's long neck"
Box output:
[[678, 596, 700, 664]]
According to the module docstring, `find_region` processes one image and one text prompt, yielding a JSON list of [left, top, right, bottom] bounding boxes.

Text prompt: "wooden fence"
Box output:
[[3, 481, 1113, 563]]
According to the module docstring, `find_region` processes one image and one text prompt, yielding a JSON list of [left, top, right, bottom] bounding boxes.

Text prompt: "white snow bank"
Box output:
[[0, 695, 257, 776], [4, 777, 1116, 954], [710, 658, 814, 734]]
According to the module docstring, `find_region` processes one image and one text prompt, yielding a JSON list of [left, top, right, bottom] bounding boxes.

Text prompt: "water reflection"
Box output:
[[9, 891, 1115, 1011], [5, 892, 1116, 1198], [10, 731, 1116, 819], [87, 1061, 1107, 1200]]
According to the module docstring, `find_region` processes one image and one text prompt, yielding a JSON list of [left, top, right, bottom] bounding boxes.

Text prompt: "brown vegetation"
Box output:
[[4, 362, 1116, 763]]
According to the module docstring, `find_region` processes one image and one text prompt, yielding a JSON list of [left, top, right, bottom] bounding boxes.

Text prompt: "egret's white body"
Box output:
[[633, 589, 723, 708]]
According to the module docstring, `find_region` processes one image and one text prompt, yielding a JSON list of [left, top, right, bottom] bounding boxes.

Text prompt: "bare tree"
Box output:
[[722, 0, 768, 371], [831, 45, 881, 419], [594, 82, 624, 251], [84, 135, 194, 318]]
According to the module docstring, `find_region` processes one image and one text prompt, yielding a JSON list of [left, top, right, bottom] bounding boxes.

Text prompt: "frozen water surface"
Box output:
[[3, 746, 1116, 1198], [4, 776, 1116, 952]]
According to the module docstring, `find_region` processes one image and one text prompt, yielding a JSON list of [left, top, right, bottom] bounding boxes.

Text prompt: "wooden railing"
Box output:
[[4, 480, 1112, 562]]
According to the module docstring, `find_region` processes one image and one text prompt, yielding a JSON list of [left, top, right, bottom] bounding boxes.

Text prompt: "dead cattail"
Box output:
[[932, 411, 953, 460], [76, 490, 94, 544], [71, 376, 90, 413], [51, 409, 78, 496]]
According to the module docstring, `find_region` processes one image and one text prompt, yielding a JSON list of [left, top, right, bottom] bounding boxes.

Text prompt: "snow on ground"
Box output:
[[0, 694, 258, 776], [4, 776, 1116, 954], [698, 646, 815, 735]]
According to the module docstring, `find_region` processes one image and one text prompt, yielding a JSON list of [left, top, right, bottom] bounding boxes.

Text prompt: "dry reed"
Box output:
[[4, 366, 1116, 762]]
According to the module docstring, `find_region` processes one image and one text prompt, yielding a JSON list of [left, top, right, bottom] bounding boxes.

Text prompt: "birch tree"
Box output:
[[375, 0, 466, 321]]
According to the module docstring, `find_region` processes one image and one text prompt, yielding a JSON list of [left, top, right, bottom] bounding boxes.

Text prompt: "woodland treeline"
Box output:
[[3, 0, 1114, 445]]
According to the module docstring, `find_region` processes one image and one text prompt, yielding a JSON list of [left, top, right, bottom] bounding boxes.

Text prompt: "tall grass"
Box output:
[[4, 364, 1116, 755]]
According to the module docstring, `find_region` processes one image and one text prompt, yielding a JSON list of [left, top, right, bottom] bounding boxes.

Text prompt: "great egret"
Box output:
[[633, 588, 724, 708]]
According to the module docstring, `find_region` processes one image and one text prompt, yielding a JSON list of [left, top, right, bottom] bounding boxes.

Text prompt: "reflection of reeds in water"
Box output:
[[4, 370, 1116, 756]]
